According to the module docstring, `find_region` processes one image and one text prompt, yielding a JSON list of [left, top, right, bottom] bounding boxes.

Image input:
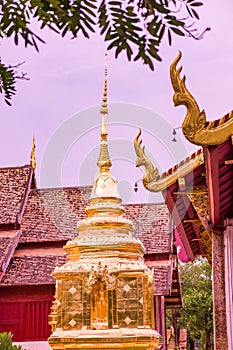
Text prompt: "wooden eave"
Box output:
[[134, 146, 207, 260], [162, 137, 233, 260], [162, 161, 207, 261], [205, 138, 233, 227]]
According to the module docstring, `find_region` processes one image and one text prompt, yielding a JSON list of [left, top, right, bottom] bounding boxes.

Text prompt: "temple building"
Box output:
[[0, 67, 182, 349], [135, 51, 233, 350]]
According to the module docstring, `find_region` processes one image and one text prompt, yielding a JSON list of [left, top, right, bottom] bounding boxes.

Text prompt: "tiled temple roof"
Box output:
[[125, 203, 171, 254], [152, 261, 172, 295], [0, 165, 32, 225], [0, 233, 19, 272], [0, 253, 173, 295], [0, 183, 175, 297], [0, 252, 66, 286], [20, 187, 171, 254], [20, 187, 91, 243]]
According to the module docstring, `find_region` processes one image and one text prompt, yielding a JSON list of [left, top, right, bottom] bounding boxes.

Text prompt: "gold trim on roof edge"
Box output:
[[134, 129, 204, 192], [171, 51, 233, 146]]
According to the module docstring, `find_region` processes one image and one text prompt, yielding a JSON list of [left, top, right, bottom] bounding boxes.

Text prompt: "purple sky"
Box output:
[[1, 1, 233, 203]]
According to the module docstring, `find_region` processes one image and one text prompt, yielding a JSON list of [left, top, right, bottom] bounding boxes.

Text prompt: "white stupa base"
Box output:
[[14, 341, 52, 350]]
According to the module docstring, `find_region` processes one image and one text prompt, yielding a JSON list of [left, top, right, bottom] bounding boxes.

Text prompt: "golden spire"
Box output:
[[97, 53, 112, 172], [30, 135, 36, 170]]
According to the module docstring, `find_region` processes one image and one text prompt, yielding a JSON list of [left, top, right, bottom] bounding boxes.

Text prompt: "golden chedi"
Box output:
[[48, 62, 160, 350]]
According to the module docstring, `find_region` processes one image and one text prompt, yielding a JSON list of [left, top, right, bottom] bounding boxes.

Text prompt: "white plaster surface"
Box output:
[[14, 342, 51, 350]]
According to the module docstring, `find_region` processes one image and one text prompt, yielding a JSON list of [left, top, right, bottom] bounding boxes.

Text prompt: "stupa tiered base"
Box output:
[[49, 328, 160, 349]]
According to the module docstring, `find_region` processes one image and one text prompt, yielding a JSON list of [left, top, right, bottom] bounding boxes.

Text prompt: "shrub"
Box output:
[[0, 332, 23, 350]]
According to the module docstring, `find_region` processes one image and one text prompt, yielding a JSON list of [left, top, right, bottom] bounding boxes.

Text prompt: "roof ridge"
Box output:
[[32, 185, 92, 192], [17, 167, 34, 224], [0, 164, 31, 171], [0, 230, 22, 283]]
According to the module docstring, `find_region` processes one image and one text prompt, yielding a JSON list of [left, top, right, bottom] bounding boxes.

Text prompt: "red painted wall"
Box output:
[[0, 285, 54, 341]]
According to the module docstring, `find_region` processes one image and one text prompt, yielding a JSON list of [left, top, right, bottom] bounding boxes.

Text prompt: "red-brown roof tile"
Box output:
[[1, 250, 172, 292], [0, 166, 32, 225], [21, 188, 171, 253], [125, 203, 171, 254], [2, 186, 173, 291], [0, 253, 65, 286], [0, 230, 22, 281], [0, 237, 14, 269], [20, 187, 92, 243], [146, 260, 172, 295]]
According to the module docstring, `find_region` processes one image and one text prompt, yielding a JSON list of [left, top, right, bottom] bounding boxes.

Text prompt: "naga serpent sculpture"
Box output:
[[170, 51, 233, 146], [134, 129, 159, 189], [133, 51, 232, 191]]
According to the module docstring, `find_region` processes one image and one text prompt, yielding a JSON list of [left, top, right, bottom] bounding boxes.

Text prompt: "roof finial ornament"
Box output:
[[97, 53, 112, 172], [30, 135, 36, 170]]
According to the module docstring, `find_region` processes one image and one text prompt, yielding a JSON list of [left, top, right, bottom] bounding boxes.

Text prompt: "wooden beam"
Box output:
[[164, 191, 195, 261], [205, 146, 220, 225], [181, 194, 205, 255], [225, 160, 233, 164]]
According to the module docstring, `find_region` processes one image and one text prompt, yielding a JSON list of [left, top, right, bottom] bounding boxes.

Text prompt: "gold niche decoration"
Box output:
[[84, 262, 116, 328]]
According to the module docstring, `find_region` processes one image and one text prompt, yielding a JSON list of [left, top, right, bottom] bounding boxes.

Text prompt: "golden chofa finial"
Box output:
[[97, 53, 112, 172], [30, 135, 36, 170]]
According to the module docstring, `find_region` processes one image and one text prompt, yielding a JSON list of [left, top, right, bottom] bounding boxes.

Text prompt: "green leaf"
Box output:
[[14, 32, 19, 45], [144, 55, 154, 70], [126, 44, 133, 60], [191, 2, 203, 6], [148, 47, 162, 61], [191, 8, 200, 19], [107, 38, 120, 50], [168, 28, 172, 45], [159, 23, 165, 41], [6, 25, 16, 37], [109, 1, 122, 5], [170, 27, 185, 36], [186, 5, 193, 18]]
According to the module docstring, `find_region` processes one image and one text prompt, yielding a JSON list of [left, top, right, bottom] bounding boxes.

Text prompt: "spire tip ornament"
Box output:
[[97, 53, 112, 173], [99, 53, 109, 116]]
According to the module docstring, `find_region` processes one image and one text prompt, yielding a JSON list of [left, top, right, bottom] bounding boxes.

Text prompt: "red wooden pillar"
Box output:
[[154, 295, 167, 349], [212, 231, 228, 350], [224, 221, 233, 349], [205, 147, 228, 349]]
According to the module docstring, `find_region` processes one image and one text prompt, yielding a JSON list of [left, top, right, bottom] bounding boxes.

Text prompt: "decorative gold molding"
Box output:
[[170, 51, 233, 146], [134, 129, 204, 192], [186, 186, 212, 263]]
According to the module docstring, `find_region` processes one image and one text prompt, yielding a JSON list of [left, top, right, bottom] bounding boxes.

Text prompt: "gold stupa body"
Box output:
[[48, 62, 160, 349]]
